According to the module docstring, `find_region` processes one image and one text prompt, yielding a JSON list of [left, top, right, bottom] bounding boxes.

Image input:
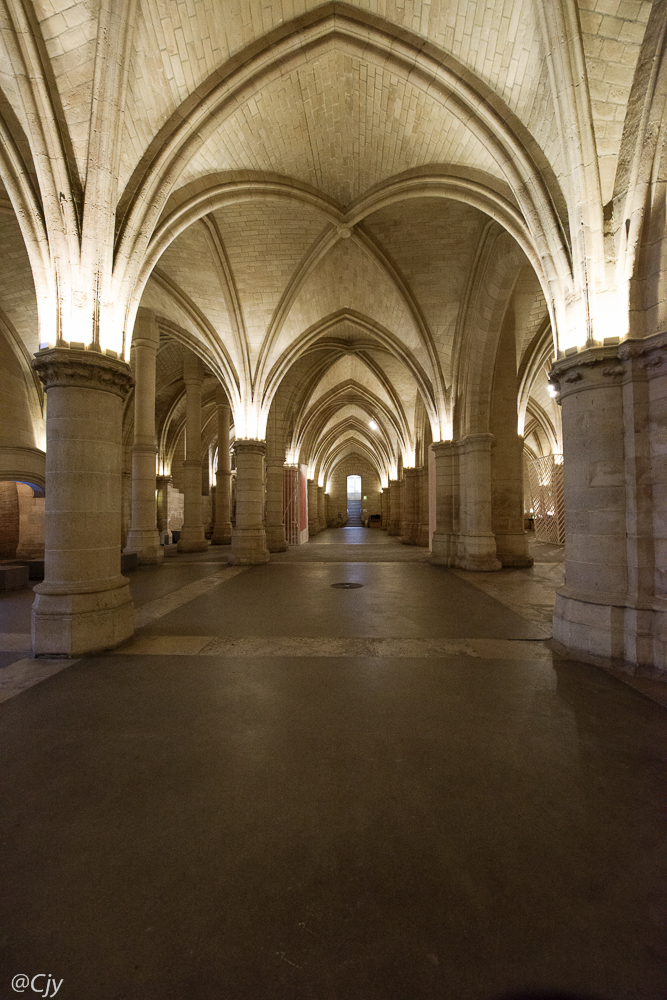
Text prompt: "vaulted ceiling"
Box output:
[[1, 0, 654, 471]]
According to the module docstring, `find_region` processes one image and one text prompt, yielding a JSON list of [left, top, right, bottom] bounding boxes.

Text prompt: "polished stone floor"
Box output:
[[0, 531, 665, 999]]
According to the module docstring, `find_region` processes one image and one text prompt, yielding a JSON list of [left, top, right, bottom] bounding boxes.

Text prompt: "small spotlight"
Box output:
[[369, 420, 378, 430], [547, 382, 558, 398]]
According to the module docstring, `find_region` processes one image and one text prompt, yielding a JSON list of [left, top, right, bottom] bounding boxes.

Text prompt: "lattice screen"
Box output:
[[283, 466, 300, 546], [527, 454, 565, 544]]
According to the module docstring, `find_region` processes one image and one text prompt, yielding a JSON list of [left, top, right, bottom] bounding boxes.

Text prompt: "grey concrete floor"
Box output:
[[0, 531, 665, 1000]]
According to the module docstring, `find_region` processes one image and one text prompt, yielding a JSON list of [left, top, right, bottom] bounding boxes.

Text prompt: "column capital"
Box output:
[[549, 345, 624, 400], [431, 440, 454, 458], [233, 439, 266, 457], [32, 348, 134, 399], [458, 432, 495, 453], [132, 336, 159, 352]]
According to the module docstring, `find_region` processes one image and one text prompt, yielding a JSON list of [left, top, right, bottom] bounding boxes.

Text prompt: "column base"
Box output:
[[387, 521, 401, 536], [456, 534, 501, 571], [211, 523, 232, 545], [124, 530, 164, 565], [430, 532, 455, 566], [229, 528, 270, 565], [495, 531, 533, 567], [32, 579, 134, 657], [401, 524, 419, 545], [177, 530, 209, 553], [266, 524, 287, 552], [416, 525, 429, 547], [553, 590, 667, 674]]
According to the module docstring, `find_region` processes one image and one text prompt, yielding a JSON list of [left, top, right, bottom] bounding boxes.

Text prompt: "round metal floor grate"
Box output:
[[330, 582, 363, 589]]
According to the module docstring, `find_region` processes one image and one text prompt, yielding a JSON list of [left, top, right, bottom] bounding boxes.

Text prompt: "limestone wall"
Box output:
[[327, 456, 382, 526], [16, 483, 44, 559], [0, 481, 20, 559]]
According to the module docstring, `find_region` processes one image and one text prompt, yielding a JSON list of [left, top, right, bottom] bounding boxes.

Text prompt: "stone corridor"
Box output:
[[0, 533, 665, 1000]]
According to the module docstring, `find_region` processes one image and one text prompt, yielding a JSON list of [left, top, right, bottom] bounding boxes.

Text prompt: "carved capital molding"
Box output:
[[431, 441, 455, 459], [551, 333, 667, 399], [457, 432, 495, 453], [618, 330, 667, 378], [549, 346, 622, 400], [32, 348, 134, 399], [233, 439, 266, 458]]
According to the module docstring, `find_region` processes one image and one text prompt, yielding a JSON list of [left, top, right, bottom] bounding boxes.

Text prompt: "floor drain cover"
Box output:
[[331, 582, 363, 589]]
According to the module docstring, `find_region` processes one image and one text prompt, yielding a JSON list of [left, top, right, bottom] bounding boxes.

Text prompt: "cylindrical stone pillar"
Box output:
[[307, 479, 319, 537], [388, 478, 401, 535], [211, 386, 232, 545], [317, 485, 326, 532], [416, 465, 429, 546], [381, 487, 389, 529], [156, 475, 171, 541], [178, 354, 208, 553], [229, 440, 270, 564], [265, 459, 288, 552], [458, 433, 501, 570], [431, 442, 455, 565], [125, 311, 163, 564], [550, 349, 629, 660], [401, 468, 418, 545], [31, 348, 134, 656]]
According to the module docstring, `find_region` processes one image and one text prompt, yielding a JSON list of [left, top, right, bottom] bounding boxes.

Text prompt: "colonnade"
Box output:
[[28, 321, 667, 675]]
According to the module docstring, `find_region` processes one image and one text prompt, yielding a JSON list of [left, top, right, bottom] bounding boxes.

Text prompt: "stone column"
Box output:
[[388, 478, 401, 535], [416, 466, 429, 546], [550, 348, 638, 663], [229, 440, 270, 564], [124, 311, 163, 564], [457, 433, 501, 570], [308, 479, 319, 537], [431, 442, 455, 565], [265, 460, 287, 552], [317, 485, 326, 532], [211, 386, 232, 545], [401, 468, 418, 545], [31, 348, 134, 656], [156, 475, 171, 541], [381, 487, 389, 528], [178, 354, 208, 552]]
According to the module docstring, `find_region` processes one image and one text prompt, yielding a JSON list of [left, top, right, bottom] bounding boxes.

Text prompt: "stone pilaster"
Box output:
[[381, 487, 389, 529], [416, 465, 429, 546], [229, 440, 270, 564], [430, 442, 456, 565], [156, 475, 171, 540], [31, 348, 134, 656], [307, 479, 319, 537], [401, 468, 418, 545], [317, 485, 326, 533], [491, 428, 532, 568], [125, 311, 163, 565], [457, 433, 501, 571], [265, 459, 288, 552], [388, 478, 401, 535], [211, 386, 232, 545], [178, 354, 208, 552]]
